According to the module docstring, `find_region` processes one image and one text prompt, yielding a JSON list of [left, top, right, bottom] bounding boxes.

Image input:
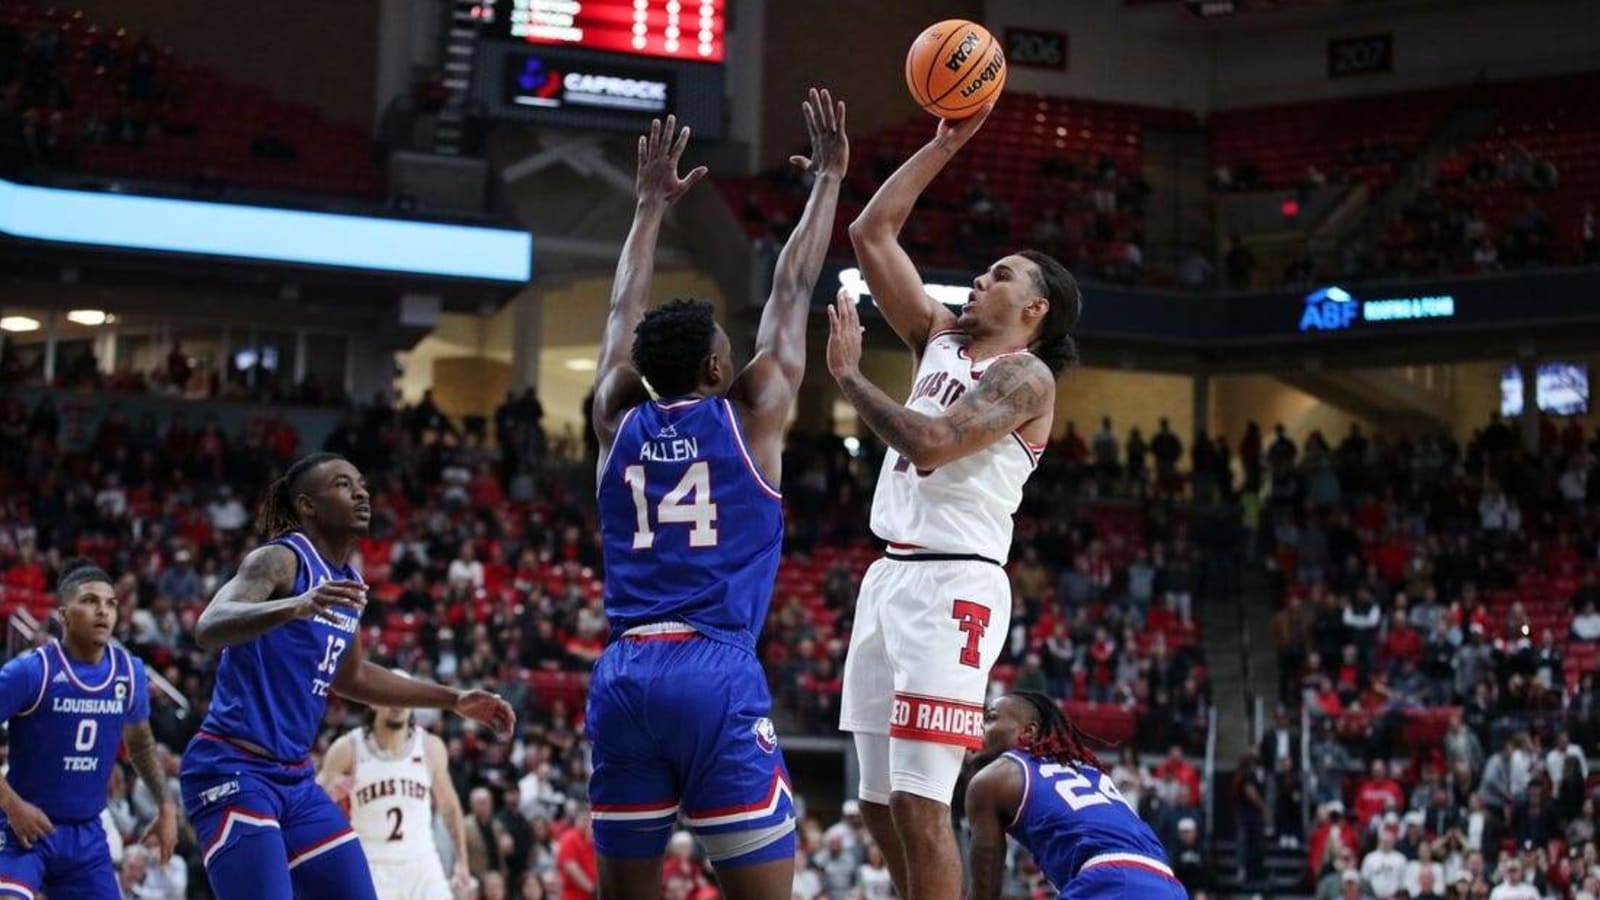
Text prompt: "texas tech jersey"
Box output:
[[348, 727, 435, 865], [869, 330, 1043, 564]]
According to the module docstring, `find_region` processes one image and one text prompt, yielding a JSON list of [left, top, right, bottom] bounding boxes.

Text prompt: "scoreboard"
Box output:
[[484, 0, 725, 62], [473, 0, 726, 136]]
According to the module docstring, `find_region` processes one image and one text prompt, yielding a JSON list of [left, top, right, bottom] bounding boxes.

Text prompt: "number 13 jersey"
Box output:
[[597, 397, 783, 650], [870, 331, 1043, 565]]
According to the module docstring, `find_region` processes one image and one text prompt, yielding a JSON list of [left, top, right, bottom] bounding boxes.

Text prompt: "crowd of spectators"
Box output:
[[1248, 411, 1600, 898], [0, 385, 1218, 899], [0, 14, 175, 179]]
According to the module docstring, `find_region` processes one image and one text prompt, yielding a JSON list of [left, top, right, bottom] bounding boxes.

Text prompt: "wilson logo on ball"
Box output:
[[959, 49, 1006, 99]]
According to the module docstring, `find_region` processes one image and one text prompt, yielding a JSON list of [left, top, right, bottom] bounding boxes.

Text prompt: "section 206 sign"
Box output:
[[1298, 285, 1456, 333]]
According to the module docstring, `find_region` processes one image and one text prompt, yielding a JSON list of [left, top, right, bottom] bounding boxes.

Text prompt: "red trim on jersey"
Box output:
[[723, 399, 783, 500], [1010, 433, 1042, 466], [195, 730, 312, 767], [1078, 857, 1183, 883], [625, 631, 698, 643], [591, 799, 680, 814], [887, 542, 926, 551], [0, 875, 39, 898]]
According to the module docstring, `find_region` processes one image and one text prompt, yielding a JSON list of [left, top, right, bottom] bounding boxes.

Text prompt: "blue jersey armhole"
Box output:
[[720, 399, 782, 500]]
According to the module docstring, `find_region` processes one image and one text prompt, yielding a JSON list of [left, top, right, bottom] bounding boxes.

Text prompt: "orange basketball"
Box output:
[[905, 19, 1007, 119]]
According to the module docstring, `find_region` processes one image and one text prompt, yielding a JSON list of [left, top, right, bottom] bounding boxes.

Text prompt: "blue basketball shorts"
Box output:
[[179, 732, 377, 900], [586, 628, 796, 868], [0, 815, 115, 900]]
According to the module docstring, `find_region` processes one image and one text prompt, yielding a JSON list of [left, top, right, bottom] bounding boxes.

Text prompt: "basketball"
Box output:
[[905, 19, 1007, 119]]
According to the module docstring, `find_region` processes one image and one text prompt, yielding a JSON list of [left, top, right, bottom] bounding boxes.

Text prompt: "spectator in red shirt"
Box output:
[[1353, 759, 1405, 830], [556, 807, 597, 900], [661, 830, 717, 900], [1383, 617, 1423, 668], [1155, 745, 1201, 807]]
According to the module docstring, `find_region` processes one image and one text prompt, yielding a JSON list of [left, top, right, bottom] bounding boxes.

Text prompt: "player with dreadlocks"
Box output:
[[964, 691, 1184, 899], [179, 452, 516, 900]]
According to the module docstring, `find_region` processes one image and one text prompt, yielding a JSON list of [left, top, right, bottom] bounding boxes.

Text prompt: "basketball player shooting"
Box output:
[[827, 102, 1082, 900], [318, 693, 471, 900], [586, 93, 846, 899]]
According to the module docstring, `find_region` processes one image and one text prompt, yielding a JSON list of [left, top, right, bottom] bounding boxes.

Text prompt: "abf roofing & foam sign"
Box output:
[[1298, 285, 1456, 332]]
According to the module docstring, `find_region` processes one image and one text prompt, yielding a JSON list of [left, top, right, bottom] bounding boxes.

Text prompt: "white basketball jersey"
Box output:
[[869, 330, 1043, 564], [349, 727, 436, 865]]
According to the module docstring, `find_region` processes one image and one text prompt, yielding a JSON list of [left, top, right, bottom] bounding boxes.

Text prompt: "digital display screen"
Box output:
[[504, 52, 673, 116], [484, 0, 724, 63], [1501, 362, 1590, 417], [0, 179, 532, 282]]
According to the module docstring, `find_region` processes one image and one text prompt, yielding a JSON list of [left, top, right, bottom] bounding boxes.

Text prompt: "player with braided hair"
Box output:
[[965, 692, 1184, 899]]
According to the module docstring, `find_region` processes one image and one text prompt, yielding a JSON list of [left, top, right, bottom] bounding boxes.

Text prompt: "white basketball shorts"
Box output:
[[368, 851, 452, 900], [839, 554, 1012, 748]]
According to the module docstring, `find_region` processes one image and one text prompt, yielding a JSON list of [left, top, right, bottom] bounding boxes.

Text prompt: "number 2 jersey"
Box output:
[[870, 330, 1044, 565], [198, 531, 362, 762], [347, 727, 435, 866], [596, 397, 783, 650], [1000, 751, 1175, 889], [0, 640, 148, 823]]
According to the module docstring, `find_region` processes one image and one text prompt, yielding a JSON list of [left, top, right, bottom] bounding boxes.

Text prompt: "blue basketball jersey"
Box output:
[[199, 531, 362, 761], [597, 397, 783, 649], [0, 640, 147, 823], [1003, 751, 1173, 888]]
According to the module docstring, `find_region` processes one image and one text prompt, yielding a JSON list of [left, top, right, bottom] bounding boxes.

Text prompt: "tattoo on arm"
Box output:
[[195, 545, 297, 649], [840, 353, 1052, 469], [125, 722, 167, 804], [967, 837, 1007, 900]]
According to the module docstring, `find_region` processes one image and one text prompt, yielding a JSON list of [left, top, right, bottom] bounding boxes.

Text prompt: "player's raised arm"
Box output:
[[847, 103, 994, 351], [591, 115, 708, 450], [826, 291, 1053, 470], [329, 636, 516, 739], [728, 88, 848, 464], [963, 759, 1023, 900], [193, 544, 365, 650]]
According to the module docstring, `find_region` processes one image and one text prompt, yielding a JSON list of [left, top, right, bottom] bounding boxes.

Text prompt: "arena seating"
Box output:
[[720, 91, 1197, 278], [1210, 86, 1463, 192], [0, 3, 382, 197]]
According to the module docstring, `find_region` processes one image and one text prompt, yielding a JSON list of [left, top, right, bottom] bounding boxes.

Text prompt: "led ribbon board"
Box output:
[[0, 179, 533, 283], [1299, 285, 1455, 332]]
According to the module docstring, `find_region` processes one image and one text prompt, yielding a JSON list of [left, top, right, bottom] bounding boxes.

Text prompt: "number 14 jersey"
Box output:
[[597, 397, 783, 650]]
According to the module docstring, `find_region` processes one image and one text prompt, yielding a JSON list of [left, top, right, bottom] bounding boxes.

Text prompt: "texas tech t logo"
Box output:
[[951, 600, 990, 668]]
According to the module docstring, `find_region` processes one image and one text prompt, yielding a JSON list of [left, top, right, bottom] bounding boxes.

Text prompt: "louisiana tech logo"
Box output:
[[752, 717, 778, 754], [1299, 285, 1358, 332]]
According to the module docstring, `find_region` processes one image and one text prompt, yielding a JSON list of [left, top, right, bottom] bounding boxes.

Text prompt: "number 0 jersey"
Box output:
[[870, 330, 1044, 565], [597, 397, 783, 651], [1001, 751, 1173, 888], [0, 640, 147, 823], [348, 727, 436, 865], [198, 531, 362, 762]]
